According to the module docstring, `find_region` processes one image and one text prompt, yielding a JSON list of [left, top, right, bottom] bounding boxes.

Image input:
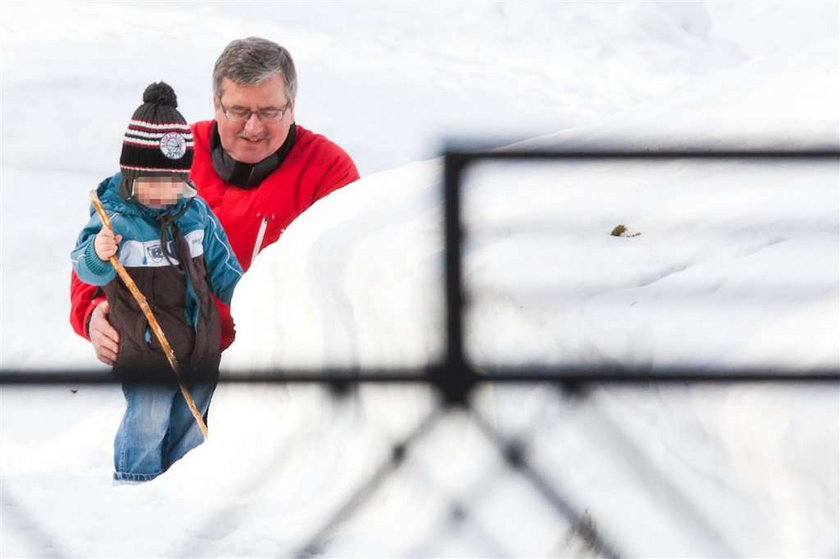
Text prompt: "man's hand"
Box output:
[[90, 300, 119, 365]]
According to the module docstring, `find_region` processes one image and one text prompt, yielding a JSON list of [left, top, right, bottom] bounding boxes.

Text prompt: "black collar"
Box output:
[[210, 122, 296, 189]]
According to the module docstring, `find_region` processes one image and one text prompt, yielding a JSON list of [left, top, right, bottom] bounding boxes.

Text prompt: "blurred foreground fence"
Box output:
[[2, 147, 839, 557]]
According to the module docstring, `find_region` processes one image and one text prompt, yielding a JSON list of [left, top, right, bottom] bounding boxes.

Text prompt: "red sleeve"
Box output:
[[70, 270, 104, 340], [213, 295, 236, 352], [313, 142, 360, 202]]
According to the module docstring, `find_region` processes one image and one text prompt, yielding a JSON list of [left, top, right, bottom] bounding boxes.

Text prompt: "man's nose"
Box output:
[[243, 112, 264, 134]]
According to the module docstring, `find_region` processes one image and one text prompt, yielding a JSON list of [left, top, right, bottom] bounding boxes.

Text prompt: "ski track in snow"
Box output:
[[635, 261, 693, 288]]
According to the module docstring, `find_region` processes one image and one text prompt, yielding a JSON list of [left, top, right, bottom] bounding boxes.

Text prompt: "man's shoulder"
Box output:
[[288, 125, 360, 198], [293, 125, 352, 160], [291, 125, 359, 183], [190, 120, 214, 133], [190, 120, 215, 144], [190, 119, 215, 135]]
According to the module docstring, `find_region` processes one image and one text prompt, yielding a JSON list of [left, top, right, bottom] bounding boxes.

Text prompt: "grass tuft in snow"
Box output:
[[610, 224, 642, 237]]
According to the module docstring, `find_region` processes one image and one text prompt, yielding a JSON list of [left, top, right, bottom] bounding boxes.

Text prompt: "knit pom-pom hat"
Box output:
[[119, 82, 194, 188]]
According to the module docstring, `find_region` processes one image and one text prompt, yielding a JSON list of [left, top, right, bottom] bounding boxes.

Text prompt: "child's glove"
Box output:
[[94, 228, 123, 261]]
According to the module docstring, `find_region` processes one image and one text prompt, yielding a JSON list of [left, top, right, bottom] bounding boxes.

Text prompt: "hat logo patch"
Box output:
[[160, 132, 187, 160]]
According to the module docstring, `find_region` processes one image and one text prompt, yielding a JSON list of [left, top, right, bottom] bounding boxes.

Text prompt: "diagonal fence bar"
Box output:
[[467, 406, 624, 559], [294, 404, 444, 558]]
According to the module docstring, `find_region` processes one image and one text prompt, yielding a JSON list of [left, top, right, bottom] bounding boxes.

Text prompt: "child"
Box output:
[[71, 82, 243, 482]]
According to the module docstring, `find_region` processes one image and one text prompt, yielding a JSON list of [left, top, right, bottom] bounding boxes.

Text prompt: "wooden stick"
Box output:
[[89, 190, 208, 440]]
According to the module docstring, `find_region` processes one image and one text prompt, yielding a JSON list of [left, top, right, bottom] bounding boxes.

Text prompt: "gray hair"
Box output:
[[213, 37, 297, 101]]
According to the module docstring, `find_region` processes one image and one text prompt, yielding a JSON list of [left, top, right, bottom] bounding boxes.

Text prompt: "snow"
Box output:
[[1, 2, 838, 557]]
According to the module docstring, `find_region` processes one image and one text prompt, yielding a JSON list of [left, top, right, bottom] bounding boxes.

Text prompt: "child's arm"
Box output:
[[70, 211, 122, 286], [201, 205, 243, 304], [94, 228, 122, 261]]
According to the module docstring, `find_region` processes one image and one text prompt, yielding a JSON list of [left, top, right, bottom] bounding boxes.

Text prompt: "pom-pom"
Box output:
[[142, 82, 178, 108]]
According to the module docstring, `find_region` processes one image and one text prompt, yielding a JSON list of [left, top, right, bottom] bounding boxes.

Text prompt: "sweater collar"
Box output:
[[210, 122, 296, 189]]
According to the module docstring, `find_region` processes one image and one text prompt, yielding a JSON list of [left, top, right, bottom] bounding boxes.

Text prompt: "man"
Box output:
[[70, 37, 359, 364]]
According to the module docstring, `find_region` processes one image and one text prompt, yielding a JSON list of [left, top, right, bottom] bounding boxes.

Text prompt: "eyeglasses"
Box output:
[[217, 98, 291, 123]]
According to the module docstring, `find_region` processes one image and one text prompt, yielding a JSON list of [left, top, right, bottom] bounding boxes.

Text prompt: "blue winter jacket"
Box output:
[[71, 173, 243, 381]]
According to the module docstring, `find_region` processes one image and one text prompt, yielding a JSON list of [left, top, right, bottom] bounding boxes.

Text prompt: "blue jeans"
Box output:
[[113, 381, 215, 482]]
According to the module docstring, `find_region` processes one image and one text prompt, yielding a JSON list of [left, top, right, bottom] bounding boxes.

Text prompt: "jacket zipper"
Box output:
[[251, 216, 270, 266]]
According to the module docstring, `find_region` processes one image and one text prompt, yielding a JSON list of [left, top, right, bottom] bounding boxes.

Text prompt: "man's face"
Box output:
[[214, 74, 294, 165]]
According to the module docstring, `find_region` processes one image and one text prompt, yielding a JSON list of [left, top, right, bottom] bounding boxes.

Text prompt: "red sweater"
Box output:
[[70, 121, 359, 350]]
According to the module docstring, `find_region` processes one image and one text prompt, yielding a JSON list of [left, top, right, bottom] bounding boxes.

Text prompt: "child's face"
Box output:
[[134, 177, 185, 207]]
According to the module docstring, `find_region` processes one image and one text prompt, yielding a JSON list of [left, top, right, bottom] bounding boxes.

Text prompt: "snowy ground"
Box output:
[[1, 2, 839, 558]]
